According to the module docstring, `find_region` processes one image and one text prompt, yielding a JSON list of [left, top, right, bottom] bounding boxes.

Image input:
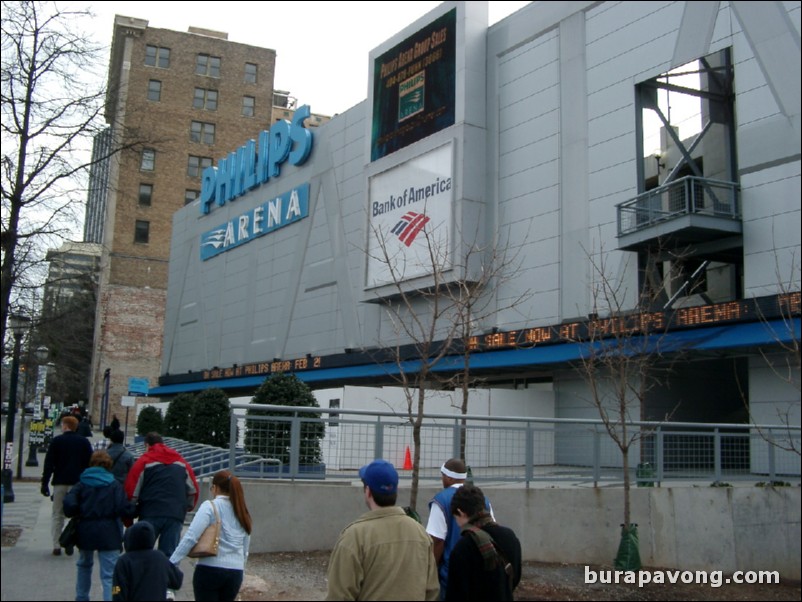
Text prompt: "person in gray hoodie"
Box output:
[[107, 429, 134, 484], [113, 521, 183, 601]]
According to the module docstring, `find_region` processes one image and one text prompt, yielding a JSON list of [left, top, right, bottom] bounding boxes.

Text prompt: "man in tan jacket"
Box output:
[[326, 460, 440, 601]]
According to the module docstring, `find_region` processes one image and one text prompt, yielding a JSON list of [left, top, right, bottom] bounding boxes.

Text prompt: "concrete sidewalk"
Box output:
[[1, 430, 196, 601]]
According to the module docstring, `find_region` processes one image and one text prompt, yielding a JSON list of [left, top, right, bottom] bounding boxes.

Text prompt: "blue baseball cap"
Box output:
[[359, 459, 398, 495]]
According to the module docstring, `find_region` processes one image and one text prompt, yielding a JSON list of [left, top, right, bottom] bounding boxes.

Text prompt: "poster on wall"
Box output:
[[366, 143, 453, 288], [370, 8, 456, 162]]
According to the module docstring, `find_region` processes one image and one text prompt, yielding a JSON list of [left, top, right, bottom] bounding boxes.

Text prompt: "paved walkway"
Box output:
[[1, 428, 196, 601]]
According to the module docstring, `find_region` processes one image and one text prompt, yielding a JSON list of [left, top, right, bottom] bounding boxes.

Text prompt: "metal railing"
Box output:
[[225, 404, 801, 486], [128, 437, 279, 479], [617, 176, 740, 236]]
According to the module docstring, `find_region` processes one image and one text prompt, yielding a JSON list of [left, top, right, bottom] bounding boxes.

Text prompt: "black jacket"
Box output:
[[63, 466, 136, 551], [113, 521, 183, 601], [77, 418, 93, 438], [445, 523, 522, 602], [42, 430, 93, 487]]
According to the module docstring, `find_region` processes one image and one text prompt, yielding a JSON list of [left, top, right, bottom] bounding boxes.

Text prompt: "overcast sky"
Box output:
[[79, 1, 531, 117]]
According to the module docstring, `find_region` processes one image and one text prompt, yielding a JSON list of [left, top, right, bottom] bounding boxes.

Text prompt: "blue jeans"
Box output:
[[139, 517, 183, 557], [76, 548, 120, 601]]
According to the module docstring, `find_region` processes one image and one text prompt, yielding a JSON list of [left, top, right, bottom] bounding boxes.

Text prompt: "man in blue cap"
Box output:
[[326, 459, 440, 601]]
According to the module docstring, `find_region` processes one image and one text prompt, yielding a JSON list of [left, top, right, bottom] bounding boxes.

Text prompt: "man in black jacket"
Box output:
[[41, 415, 94, 556], [446, 485, 522, 602]]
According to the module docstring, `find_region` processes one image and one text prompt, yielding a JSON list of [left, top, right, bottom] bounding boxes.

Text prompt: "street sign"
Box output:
[[127, 377, 150, 396], [121, 396, 136, 407]]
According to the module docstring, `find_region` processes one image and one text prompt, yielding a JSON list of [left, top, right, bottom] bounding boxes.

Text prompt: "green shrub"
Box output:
[[188, 388, 231, 448], [245, 373, 324, 465], [164, 393, 195, 440], [136, 405, 164, 436]]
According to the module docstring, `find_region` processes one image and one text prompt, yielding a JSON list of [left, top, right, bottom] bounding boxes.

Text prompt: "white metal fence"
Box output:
[[223, 404, 800, 486]]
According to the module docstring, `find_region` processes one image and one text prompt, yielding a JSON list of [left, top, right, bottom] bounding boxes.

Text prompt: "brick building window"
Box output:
[[193, 88, 218, 111], [196, 54, 221, 78], [141, 149, 155, 171], [134, 220, 150, 244], [242, 96, 255, 117], [185, 189, 199, 205], [147, 80, 161, 102], [145, 45, 170, 68], [138, 183, 153, 206], [190, 121, 216, 145], [244, 63, 257, 84], [188, 155, 213, 178]]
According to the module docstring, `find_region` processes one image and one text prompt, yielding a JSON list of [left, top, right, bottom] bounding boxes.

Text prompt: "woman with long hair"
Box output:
[[169, 470, 252, 601]]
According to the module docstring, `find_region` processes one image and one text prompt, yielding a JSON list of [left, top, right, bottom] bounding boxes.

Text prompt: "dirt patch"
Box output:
[[239, 551, 801, 601], [240, 551, 329, 601], [1, 526, 22, 547]]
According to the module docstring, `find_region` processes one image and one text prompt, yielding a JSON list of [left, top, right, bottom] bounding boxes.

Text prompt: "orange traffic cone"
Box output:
[[402, 446, 412, 470]]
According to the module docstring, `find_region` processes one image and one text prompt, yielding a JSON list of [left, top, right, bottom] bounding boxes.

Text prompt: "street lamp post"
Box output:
[[3, 313, 31, 503], [26, 346, 49, 467]]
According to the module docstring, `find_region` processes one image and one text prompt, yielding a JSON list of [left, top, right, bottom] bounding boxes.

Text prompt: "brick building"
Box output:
[[89, 16, 278, 428]]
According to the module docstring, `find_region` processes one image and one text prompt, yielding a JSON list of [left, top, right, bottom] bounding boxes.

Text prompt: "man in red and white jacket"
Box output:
[[124, 433, 199, 557]]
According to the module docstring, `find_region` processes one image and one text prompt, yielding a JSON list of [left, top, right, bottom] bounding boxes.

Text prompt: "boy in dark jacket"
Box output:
[[113, 521, 183, 601]]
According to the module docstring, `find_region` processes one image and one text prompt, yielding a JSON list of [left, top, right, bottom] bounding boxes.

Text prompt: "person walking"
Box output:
[[124, 432, 199, 557], [170, 470, 252, 601], [326, 459, 440, 601], [445, 485, 521, 602], [113, 521, 184, 601], [107, 428, 134, 485], [41, 415, 94, 556], [426, 458, 494, 598], [77, 413, 94, 438], [94, 426, 113, 450], [63, 450, 136, 601]]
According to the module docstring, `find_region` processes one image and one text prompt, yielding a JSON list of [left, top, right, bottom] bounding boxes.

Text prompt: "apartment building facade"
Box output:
[[89, 16, 277, 426]]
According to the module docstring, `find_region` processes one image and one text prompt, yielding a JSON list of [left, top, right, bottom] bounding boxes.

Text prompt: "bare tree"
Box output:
[[742, 249, 801, 458], [368, 222, 460, 512], [1, 1, 108, 359], [367, 215, 530, 510], [440, 230, 531, 461], [570, 242, 684, 569]]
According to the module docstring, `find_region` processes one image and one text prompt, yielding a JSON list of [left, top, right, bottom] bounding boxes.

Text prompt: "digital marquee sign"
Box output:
[[468, 292, 800, 352], [164, 292, 799, 386]]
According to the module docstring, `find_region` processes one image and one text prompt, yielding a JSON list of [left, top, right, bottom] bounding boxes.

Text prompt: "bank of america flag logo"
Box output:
[[391, 212, 430, 247]]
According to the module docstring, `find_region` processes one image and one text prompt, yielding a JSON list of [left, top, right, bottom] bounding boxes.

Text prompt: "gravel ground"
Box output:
[[6, 527, 798, 601], [239, 550, 802, 601]]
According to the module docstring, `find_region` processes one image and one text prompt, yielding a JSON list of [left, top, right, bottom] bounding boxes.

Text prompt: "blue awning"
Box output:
[[148, 318, 799, 396]]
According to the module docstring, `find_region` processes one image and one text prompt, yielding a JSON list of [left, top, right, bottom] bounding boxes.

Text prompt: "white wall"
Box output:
[[313, 385, 554, 470]]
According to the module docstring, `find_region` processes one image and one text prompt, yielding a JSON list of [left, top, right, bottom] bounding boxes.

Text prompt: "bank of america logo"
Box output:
[[391, 212, 430, 247]]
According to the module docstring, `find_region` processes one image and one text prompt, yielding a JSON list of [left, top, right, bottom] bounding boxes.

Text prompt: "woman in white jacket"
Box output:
[[170, 470, 252, 601]]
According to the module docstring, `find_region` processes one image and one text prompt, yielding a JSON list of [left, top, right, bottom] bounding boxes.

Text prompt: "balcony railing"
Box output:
[[617, 176, 740, 237]]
